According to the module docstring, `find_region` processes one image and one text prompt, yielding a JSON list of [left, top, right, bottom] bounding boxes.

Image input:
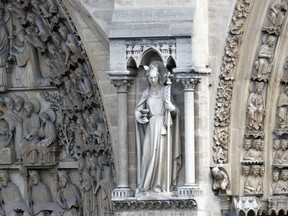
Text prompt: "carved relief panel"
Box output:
[[0, 1, 115, 215]]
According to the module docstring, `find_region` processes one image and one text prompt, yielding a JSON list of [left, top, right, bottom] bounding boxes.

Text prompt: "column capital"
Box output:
[[110, 79, 134, 93], [109, 70, 137, 93], [177, 77, 201, 91]]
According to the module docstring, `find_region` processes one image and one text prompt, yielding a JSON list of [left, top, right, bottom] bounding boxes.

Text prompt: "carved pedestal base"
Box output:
[[178, 185, 203, 197], [0, 148, 13, 164], [112, 187, 134, 199]]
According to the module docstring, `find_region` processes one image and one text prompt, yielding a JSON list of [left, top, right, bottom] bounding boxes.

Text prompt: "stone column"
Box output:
[[110, 70, 136, 198], [175, 72, 202, 197], [181, 78, 200, 185]]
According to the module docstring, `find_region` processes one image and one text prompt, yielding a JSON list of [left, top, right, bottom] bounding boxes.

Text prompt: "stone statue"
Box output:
[[254, 35, 276, 79], [37, 111, 57, 163], [81, 113, 104, 146], [272, 169, 280, 192], [247, 82, 265, 131], [277, 87, 288, 128], [26, 12, 50, 42], [275, 140, 288, 164], [56, 170, 82, 216], [63, 79, 82, 111], [0, 6, 9, 90], [58, 25, 81, 65], [135, 64, 181, 193], [275, 169, 288, 193], [94, 152, 114, 216], [269, 0, 288, 28], [211, 166, 229, 191], [20, 101, 40, 163], [28, 170, 62, 215], [10, 29, 44, 88], [73, 67, 93, 98], [0, 119, 12, 148], [244, 165, 263, 195], [0, 170, 31, 216], [243, 139, 263, 161]]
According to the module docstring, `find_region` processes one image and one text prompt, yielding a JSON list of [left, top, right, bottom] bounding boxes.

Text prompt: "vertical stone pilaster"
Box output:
[[174, 68, 203, 197], [180, 78, 201, 186], [109, 70, 137, 198]]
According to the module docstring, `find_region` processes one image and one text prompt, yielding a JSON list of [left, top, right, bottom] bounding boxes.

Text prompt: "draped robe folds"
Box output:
[[136, 86, 181, 192], [14, 40, 43, 88], [0, 182, 29, 214], [29, 182, 62, 214]]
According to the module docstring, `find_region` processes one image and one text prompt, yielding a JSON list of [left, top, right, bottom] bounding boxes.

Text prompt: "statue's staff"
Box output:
[[164, 70, 173, 192]]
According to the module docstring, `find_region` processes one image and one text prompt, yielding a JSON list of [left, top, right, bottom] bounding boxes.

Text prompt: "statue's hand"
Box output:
[[165, 100, 175, 111], [137, 117, 149, 124]]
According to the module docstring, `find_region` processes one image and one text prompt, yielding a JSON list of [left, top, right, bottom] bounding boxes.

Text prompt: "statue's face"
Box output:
[[30, 174, 39, 185], [14, 99, 23, 112], [5, 99, 14, 110], [253, 168, 260, 177], [273, 172, 279, 182], [243, 140, 252, 150], [24, 105, 32, 117], [148, 72, 159, 86], [242, 167, 250, 176], [59, 176, 67, 187], [283, 172, 288, 181], [40, 115, 48, 124]]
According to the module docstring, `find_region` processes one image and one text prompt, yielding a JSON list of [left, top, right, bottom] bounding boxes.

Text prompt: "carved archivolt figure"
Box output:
[[243, 139, 263, 161], [211, 166, 229, 191], [277, 87, 288, 128], [275, 169, 288, 193], [242, 165, 250, 176], [247, 82, 265, 131], [244, 165, 263, 195], [135, 64, 181, 193], [56, 171, 82, 216], [254, 35, 276, 79], [0, 170, 31, 216], [269, 0, 288, 27], [0, 119, 12, 148], [28, 170, 62, 215], [275, 139, 288, 164], [272, 169, 280, 192]]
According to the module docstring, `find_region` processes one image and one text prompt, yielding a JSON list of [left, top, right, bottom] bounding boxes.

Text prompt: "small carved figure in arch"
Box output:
[[275, 140, 288, 164], [277, 86, 288, 129], [269, 0, 288, 28], [243, 139, 263, 162], [272, 168, 280, 192], [275, 169, 288, 193], [244, 165, 263, 195], [254, 35, 277, 80], [247, 82, 265, 132]]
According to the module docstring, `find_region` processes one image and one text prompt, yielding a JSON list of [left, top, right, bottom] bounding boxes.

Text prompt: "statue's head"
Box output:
[[24, 102, 34, 117], [29, 170, 40, 185], [58, 170, 69, 187], [0, 170, 9, 187], [14, 95, 24, 112]]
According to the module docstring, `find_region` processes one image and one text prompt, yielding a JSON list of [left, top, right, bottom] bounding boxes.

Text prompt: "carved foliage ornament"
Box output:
[[213, 0, 251, 164]]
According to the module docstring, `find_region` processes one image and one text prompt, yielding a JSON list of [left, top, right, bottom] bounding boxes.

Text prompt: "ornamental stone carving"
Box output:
[[211, 166, 230, 195], [0, 0, 114, 215]]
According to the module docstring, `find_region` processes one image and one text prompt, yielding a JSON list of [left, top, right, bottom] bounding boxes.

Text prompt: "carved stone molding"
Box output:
[[111, 80, 134, 93], [213, 0, 251, 164], [126, 38, 176, 67], [234, 196, 262, 215], [112, 199, 197, 211], [268, 196, 288, 215]]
